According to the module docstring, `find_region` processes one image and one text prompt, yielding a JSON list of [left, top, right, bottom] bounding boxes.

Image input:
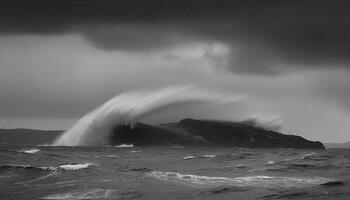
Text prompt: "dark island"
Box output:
[[110, 118, 325, 149], [0, 118, 324, 149]]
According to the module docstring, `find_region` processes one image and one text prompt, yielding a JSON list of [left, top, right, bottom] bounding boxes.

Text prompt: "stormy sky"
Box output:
[[0, 0, 350, 142]]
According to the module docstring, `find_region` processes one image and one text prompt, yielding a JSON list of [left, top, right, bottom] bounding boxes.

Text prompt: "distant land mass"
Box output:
[[0, 118, 324, 149], [325, 142, 350, 149], [110, 118, 325, 149]]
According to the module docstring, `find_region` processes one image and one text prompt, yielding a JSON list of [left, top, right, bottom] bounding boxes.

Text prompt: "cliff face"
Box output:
[[110, 118, 325, 149]]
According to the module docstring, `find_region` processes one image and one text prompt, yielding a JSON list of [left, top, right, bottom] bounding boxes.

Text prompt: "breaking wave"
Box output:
[[111, 144, 134, 148], [147, 171, 335, 188], [202, 154, 217, 158], [183, 155, 196, 160], [19, 149, 41, 154], [57, 163, 96, 171], [0, 163, 95, 171], [52, 86, 244, 146]]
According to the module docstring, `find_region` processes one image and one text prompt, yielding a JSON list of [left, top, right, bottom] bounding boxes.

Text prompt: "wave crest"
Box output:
[[147, 171, 334, 188], [52, 86, 244, 146], [0, 163, 95, 171]]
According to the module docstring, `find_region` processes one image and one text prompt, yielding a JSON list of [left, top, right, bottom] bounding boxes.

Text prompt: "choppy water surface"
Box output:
[[0, 146, 349, 199]]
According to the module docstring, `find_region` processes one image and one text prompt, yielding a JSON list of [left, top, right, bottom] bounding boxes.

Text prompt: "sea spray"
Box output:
[[52, 86, 244, 146]]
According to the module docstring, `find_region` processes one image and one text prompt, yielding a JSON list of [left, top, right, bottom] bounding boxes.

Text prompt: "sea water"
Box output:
[[1, 146, 349, 199]]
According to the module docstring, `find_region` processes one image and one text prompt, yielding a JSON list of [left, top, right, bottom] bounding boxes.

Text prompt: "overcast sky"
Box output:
[[0, 0, 349, 142]]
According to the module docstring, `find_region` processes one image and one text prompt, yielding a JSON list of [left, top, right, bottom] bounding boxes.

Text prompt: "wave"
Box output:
[[52, 86, 244, 146], [0, 164, 58, 184], [260, 192, 310, 199], [113, 144, 134, 148], [302, 152, 316, 159], [201, 154, 217, 158], [183, 155, 196, 160], [0, 163, 95, 171], [42, 188, 118, 200], [0, 164, 44, 170], [147, 171, 335, 188], [57, 163, 95, 171], [19, 148, 40, 154], [265, 163, 337, 173], [235, 165, 248, 169], [266, 161, 275, 165], [320, 181, 344, 186]]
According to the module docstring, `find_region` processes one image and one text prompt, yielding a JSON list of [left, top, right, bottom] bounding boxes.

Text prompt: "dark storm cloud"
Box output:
[[1, 0, 350, 74]]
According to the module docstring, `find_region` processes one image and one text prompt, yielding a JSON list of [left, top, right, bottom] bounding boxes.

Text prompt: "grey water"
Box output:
[[1, 146, 349, 200]]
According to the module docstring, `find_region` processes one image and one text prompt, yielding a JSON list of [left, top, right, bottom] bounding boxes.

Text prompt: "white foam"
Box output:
[[266, 161, 275, 165], [21, 149, 40, 154], [302, 152, 316, 159], [58, 163, 95, 171], [147, 171, 333, 188], [39, 166, 58, 171], [202, 154, 216, 158], [2, 163, 95, 172], [114, 144, 134, 148], [42, 188, 117, 200], [183, 156, 196, 160]]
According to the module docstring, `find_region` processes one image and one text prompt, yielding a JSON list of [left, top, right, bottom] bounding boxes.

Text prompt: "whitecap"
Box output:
[[147, 171, 334, 188], [20, 149, 40, 154], [202, 155, 216, 158], [183, 156, 196, 160], [130, 150, 141, 153], [1, 163, 94, 172], [58, 163, 95, 171], [266, 161, 275, 165], [114, 144, 134, 148], [39, 166, 58, 171]]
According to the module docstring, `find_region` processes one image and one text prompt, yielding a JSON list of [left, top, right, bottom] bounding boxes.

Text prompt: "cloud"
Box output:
[[1, 1, 350, 142], [0, 34, 232, 118], [1, 0, 349, 75], [313, 69, 350, 110]]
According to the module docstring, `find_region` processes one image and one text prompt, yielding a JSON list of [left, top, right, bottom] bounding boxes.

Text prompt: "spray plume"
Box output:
[[52, 86, 245, 146]]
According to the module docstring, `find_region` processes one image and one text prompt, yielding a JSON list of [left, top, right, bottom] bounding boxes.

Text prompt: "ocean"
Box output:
[[0, 146, 349, 200]]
